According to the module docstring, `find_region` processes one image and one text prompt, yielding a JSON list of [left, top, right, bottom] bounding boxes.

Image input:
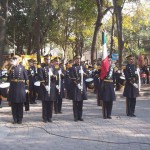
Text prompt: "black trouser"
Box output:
[[102, 101, 113, 118], [42, 101, 53, 121], [73, 101, 83, 120], [54, 94, 63, 113], [11, 102, 24, 122], [58, 95, 62, 113], [126, 98, 136, 116], [54, 100, 58, 113], [29, 88, 36, 103]]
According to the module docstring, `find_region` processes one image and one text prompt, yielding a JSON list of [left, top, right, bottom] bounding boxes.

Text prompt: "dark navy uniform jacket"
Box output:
[[99, 64, 116, 102], [123, 64, 139, 98], [53, 65, 65, 99], [39, 65, 57, 101], [27, 66, 37, 91], [69, 64, 87, 101], [8, 64, 28, 103]]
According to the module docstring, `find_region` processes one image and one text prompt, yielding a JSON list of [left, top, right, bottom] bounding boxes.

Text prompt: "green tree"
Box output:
[[0, 0, 8, 67], [91, 0, 113, 64]]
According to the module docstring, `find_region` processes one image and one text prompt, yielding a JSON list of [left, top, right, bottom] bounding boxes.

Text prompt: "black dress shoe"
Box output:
[[48, 119, 52, 122], [74, 119, 78, 122], [130, 114, 136, 117], [103, 116, 107, 119], [58, 111, 62, 114], [12, 120, 17, 124], [78, 118, 84, 121], [33, 101, 37, 104], [107, 116, 112, 119], [18, 120, 22, 124], [43, 120, 47, 123]]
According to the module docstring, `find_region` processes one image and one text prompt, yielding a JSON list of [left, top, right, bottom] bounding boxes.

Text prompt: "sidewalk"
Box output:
[[0, 86, 150, 150]]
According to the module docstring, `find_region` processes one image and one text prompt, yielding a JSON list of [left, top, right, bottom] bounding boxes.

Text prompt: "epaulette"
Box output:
[[55, 65, 59, 69], [94, 65, 97, 70], [114, 67, 118, 72], [63, 66, 66, 71], [37, 64, 41, 68], [25, 66, 29, 70], [122, 66, 126, 70], [68, 64, 72, 68], [85, 65, 88, 69]]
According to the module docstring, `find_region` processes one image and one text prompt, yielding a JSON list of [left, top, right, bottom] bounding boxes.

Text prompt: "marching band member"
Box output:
[[8, 55, 29, 124], [27, 59, 37, 104], [38, 55, 51, 100], [100, 55, 116, 119], [39, 56, 57, 123], [52, 58, 65, 114], [69, 55, 87, 121], [57, 61, 66, 113], [123, 55, 139, 117], [64, 60, 73, 99], [0, 59, 9, 108]]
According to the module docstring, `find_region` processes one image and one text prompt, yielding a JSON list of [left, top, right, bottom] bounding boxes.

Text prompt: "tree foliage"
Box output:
[[1, 0, 149, 65]]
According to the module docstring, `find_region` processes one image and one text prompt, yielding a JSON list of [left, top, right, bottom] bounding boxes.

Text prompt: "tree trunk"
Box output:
[[27, 32, 32, 55], [113, 0, 124, 68], [35, 0, 41, 64], [90, 0, 112, 64], [0, 0, 8, 67], [0, 16, 5, 67], [91, 0, 102, 64], [110, 12, 115, 56]]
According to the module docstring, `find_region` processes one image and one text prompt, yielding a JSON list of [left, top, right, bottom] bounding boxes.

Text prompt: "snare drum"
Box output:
[[85, 78, 94, 89], [119, 76, 126, 86], [0, 82, 10, 98]]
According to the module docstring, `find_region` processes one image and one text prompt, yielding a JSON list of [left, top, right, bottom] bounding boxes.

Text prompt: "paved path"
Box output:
[[0, 89, 150, 150]]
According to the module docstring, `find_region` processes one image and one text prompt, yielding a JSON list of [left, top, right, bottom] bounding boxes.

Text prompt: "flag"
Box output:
[[100, 31, 110, 80]]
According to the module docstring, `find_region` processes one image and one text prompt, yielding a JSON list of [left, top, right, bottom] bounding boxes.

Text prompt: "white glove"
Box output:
[[56, 85, 59, 90], [25, 90, 29, 93], [79, 70, 84, 74], [49, 70, 53, 76], [45, 85, 50, 92], [58, 69, 62, 74], [34, 81, 41, 86], [135, 71, 138, 74], [133, 83, 138, 89], [77, 84, 81, 90]]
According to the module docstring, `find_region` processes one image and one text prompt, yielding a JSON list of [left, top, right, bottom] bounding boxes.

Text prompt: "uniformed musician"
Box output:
[[8, 55, 29, 124], [69, 55, 87, 121], [0, 58, 14, 108], [39, 56, 57, 123], [57, 61, 65, 113], [27, 59, 37, 104], [38, 55, 51, 100], [100, 55, 116, 119], [0, 59, 9, 108], [123, 55, 139, 117], [52, 58, 65, 114], [64, 60, 73, 99]]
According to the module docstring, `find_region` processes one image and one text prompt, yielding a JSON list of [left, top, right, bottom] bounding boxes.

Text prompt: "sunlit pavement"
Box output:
[[0, 85, 150, 150]]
